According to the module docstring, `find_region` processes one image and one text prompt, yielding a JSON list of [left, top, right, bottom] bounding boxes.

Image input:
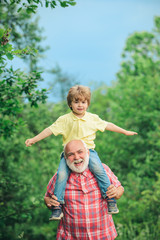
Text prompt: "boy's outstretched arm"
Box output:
[[25, 127, 53, 147], [105, 122, 138, 135]]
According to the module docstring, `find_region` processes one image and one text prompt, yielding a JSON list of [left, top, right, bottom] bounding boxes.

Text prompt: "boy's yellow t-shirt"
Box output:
[[48, 111, 108, 149]]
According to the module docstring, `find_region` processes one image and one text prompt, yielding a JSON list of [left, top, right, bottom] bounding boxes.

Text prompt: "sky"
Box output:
[[15, 0, 160, 102]]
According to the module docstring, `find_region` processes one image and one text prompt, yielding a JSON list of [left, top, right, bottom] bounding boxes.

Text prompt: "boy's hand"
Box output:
[[25, 138, 35, 147], [44, 195, 60, 209], [125, 131, 138, 136]]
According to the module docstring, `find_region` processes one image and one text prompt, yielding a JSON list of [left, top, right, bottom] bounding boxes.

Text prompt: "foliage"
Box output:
[[1, 0, 76, 13], [0, 29, 48, 138], [0, 1, 75, 239], [90, 16, 160, 239], [115, 172, 160, 240], [0, 0, 160, 238], [0, 104, 62, 240], [0, 3, 48, 71]]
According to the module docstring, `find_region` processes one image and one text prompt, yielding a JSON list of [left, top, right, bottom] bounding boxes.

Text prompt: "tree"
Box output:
[[90, 16, 160, 239], [0, 103, 63, 240], [1, 0, 76, 13], [0, 28, 48, 137], [0, 3, 49, 71], [0, 1, 76, 239]]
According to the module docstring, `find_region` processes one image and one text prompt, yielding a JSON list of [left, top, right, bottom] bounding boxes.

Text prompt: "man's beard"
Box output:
[[66, 153, 89, 173]]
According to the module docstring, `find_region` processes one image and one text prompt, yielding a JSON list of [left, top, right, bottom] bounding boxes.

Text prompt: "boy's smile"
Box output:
[[70, 99, 88, 118]]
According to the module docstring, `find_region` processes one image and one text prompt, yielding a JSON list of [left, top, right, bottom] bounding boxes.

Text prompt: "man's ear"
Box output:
[[87, 149, 90, 156]]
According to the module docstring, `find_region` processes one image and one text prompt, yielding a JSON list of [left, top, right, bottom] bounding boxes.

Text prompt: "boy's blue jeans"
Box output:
[[54, 149, 115, 204]]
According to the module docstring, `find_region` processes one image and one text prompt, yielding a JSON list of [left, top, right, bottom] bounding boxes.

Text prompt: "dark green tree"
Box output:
[[0, 29, 48, 138], [0, 103, 63, 240], [90, 16, 160, 239], [0, 3, 48, 71], [0, 1, 76, 239]]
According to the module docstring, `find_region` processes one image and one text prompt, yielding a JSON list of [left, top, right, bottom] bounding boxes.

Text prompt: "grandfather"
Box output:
[[44, 140, 124, 240]]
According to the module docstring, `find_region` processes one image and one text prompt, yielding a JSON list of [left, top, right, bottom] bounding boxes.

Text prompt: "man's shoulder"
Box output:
[[102, 163, 111, 172], [50, 172, 57, 182], [46, 172, 57, 192]]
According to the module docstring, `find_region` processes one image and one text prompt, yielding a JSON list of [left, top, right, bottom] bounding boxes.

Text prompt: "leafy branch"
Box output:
[[2, 0, 76, 13]]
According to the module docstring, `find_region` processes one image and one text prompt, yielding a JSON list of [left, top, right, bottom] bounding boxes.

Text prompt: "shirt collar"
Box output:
[[70, 111, 88, 121], [71, 168, 92, 179]]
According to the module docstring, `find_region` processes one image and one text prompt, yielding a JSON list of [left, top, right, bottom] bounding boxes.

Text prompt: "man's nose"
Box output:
[[74, 153, 79, 159]]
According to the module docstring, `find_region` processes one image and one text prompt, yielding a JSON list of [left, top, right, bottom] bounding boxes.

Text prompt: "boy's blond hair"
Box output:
[[67, 85, 91, 108]]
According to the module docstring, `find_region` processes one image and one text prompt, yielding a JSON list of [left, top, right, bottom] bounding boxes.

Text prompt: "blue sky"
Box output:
[[17, 0, 160, 102]]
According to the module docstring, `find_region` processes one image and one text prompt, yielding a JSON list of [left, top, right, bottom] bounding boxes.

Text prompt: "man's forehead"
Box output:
[[67, 147, 84, 154], [65, 141, 85, 154]]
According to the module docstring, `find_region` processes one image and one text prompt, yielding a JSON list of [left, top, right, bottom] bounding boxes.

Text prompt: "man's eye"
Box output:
[[68, 153, 73, 157], [78, 151, 83, 154]]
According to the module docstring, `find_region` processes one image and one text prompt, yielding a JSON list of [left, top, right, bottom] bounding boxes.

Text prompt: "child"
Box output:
[[25, 85, 137, 220]]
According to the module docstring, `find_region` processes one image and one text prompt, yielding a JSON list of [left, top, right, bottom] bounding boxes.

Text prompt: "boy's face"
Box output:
[[70, 98, 88, 117]]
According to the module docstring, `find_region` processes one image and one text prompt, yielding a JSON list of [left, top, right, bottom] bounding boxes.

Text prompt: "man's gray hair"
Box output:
[[64, 140, 88, 158]]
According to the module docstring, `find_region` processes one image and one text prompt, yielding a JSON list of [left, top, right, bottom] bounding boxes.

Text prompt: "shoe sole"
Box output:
[[108, 210, 119, 215], [49, 212, 64, 221]]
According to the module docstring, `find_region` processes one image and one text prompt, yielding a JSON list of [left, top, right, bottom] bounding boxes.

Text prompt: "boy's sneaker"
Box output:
[[107, 200, 119, 215], [49, 205, 63, 221]]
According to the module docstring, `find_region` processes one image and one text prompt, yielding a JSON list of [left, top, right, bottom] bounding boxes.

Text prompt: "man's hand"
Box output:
[[124, 131, 138, 136], [25, 138, 35, 147], [44, 195, 60, 209], [106, 185, 124, 199]]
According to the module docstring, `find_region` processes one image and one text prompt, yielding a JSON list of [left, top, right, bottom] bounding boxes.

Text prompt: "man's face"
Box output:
[[65, 140, 89, 173]]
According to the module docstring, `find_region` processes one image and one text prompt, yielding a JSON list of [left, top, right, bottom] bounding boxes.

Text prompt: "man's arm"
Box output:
[[25, 127, 53, 147], [106, 185, 124, 199], [105, 122, 138, 136]]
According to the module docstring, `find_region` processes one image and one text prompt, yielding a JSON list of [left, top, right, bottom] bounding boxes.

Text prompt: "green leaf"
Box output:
[[30, 4, 38, 9], [6, 53, 14, 60], [4, 43, 13, 51], [45, 1, 49, 7], [26, 7, 36, 14], [0, 29, 5, 38], [17, 7, 22, 12], [68, 1, 76, 6], [60, 1, 69, 7], [51, 0, 57, 6]]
